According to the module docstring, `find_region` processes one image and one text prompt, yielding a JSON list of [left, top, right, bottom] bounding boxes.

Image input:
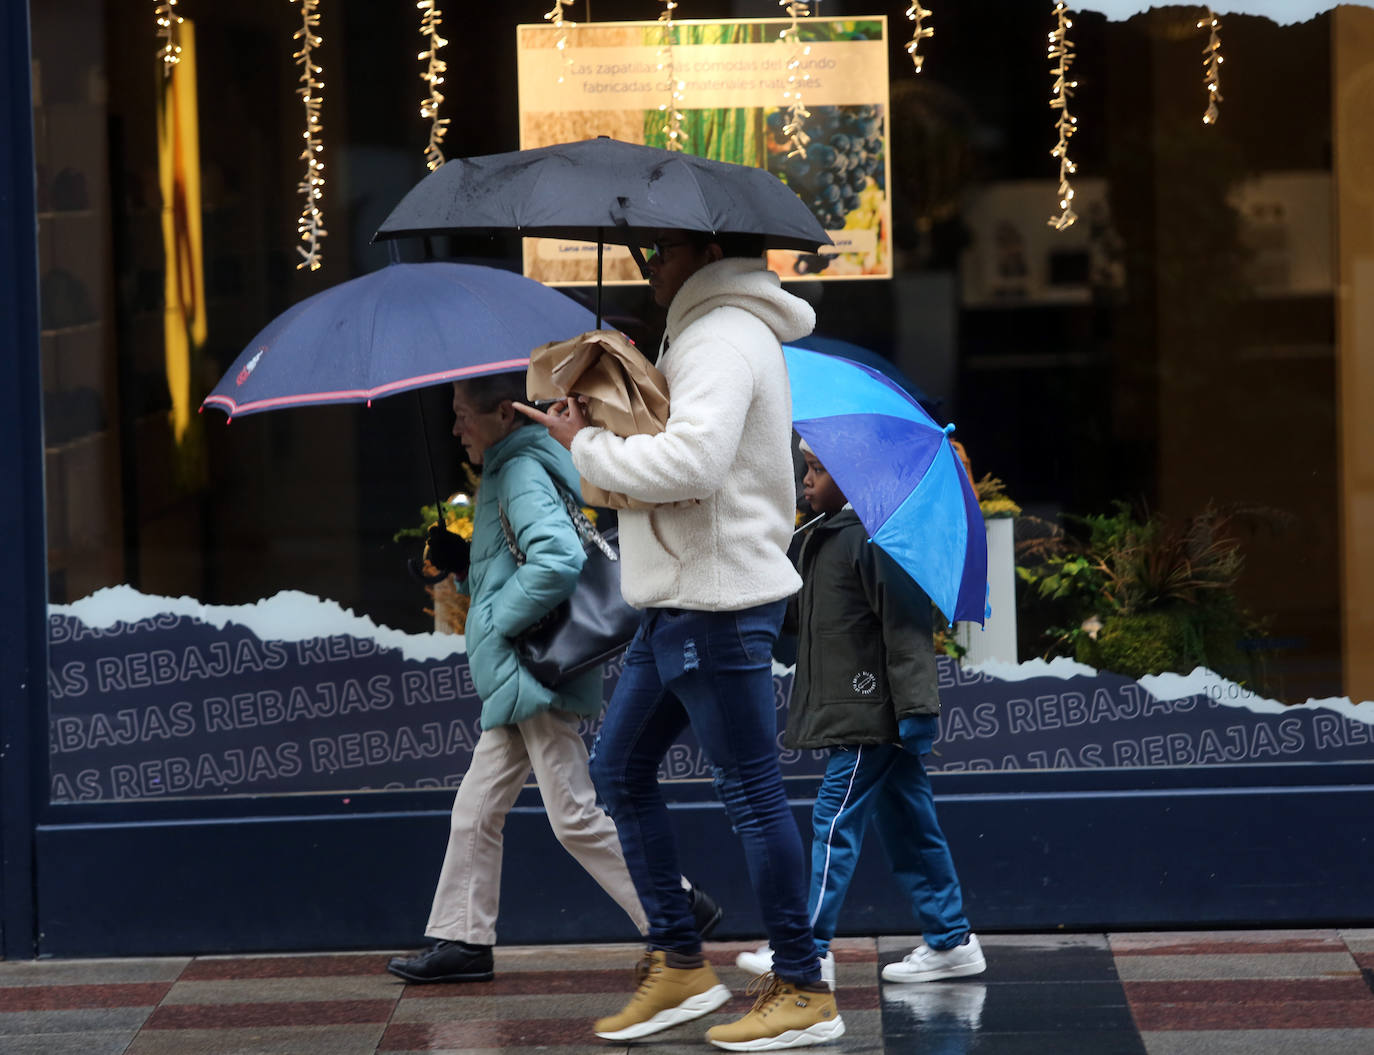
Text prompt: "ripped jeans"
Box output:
[[589, 600, 821, 986]]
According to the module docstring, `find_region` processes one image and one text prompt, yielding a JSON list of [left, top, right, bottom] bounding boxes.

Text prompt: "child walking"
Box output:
[[737, 439, 986, 986]]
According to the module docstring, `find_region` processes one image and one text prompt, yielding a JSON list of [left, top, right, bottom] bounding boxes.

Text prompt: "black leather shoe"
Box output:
[[688, 885, 724, 940], [387, 940, 494, 983]]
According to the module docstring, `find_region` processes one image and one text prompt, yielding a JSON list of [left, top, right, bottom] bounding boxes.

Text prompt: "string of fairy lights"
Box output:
[[154, 0, 182, 74], [657, 1, 687, 149], [418, 0, 450, 170], [1199, 6, 1224, 125], [544, 0, 576, 84], [778, 0, 813, 158], [904, 2, 933, 73], [291, 0, 327, 270], [1046, 1, 1079, 230], [144, 2, 1248, 274]]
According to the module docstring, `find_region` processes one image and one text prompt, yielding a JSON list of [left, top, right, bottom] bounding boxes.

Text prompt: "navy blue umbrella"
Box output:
[[202, 261, 595, 418], [201, 261, 598, 539]]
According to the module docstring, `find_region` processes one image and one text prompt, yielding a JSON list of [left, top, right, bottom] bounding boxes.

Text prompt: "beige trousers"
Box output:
[[425, 707, 649, 945]]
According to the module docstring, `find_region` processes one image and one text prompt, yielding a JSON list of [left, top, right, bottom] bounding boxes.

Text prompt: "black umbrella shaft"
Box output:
[[415, 389, 447, 529], [596, 232, 604, 329]]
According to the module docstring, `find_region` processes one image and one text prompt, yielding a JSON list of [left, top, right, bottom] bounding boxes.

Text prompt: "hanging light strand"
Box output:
[[418, 0, 449, 169], [1046, 1, 1079, 230], [657, 1, 686, 149], [155, 0, 183, 75], [904, 2, 933, 73], [1199, 7, 1223, 125], [778, 0, 812, 158], [292, 0, 327, 270], [544, 0, 576, 84]]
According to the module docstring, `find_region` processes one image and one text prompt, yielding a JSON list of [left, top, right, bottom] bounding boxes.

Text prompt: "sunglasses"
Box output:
[[650, 239, 694, 260]]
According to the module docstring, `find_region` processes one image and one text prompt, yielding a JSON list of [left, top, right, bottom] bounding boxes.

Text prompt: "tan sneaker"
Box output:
[[593, 950, 732, 1041], [706, 973, 845, 1051]]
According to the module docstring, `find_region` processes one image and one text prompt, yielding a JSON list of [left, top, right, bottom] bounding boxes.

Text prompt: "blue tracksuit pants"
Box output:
[[808, 742, 970, 954]]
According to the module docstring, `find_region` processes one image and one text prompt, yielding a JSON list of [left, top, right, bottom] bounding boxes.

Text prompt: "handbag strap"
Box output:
[[497, 505, 526, 566], [497, 467, 618, 566], [557, 490, 618, 561]]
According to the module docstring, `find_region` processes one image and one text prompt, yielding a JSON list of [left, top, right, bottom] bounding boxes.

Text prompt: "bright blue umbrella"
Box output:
[[789, 334, 937, 412], [785, 345, 988, 626], [201, 261, 595, 418]]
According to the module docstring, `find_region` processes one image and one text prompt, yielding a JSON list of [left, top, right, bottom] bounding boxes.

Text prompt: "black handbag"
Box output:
[[498, 490, 640, 686]]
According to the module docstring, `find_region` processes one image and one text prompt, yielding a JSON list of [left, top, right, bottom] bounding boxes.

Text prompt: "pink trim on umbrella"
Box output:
[[201, 358, 532, 417]]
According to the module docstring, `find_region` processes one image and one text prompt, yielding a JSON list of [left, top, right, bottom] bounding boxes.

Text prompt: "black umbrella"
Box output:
[[373, 137, 832, 323]]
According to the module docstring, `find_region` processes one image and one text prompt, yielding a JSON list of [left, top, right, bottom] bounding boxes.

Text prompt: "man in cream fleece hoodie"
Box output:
[[518, 230, 844, 1051]]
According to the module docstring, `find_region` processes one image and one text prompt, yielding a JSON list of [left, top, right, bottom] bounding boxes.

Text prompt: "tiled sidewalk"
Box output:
[[0, 930, 1370, 1054]]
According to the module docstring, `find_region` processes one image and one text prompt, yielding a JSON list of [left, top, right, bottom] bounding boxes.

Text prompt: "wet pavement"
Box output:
[[1, 930, 1372, 1054]]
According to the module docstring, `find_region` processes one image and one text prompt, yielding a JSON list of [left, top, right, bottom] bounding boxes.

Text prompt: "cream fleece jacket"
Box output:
[[570, 257, 813, 611]]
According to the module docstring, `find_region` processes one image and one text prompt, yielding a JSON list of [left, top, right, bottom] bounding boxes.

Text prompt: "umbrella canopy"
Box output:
[[788, 335, 937, 411], [373, 137, 831, 253], [785, 345, 988, 626], [201, 261, 596, 418]]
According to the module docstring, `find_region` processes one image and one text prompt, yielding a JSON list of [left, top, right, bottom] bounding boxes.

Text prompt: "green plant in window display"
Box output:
[[1016, 503, 1268, 683], [973, 472, 1022, 519]]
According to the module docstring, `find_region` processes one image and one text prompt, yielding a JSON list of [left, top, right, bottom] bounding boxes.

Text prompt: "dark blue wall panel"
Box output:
[[0, 0, 44, 961], [35, 784, 1374, 958]]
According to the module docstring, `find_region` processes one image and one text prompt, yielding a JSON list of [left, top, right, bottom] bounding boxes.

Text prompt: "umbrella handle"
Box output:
[[406, 556, 448, 586]]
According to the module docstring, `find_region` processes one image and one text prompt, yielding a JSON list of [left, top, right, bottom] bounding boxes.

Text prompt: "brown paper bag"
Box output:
[[527, 330, 689, 510]]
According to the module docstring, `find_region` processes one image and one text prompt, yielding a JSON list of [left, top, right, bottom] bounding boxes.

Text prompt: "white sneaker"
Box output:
[[881, 933, 986, 983], [734, 945, 836, 989]]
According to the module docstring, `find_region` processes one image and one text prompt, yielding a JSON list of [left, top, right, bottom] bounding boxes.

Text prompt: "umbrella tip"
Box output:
[[942, 422, 956, 435]]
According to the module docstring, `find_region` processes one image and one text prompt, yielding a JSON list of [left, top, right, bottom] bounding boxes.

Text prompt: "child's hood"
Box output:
[[814, 506, 863, 534]]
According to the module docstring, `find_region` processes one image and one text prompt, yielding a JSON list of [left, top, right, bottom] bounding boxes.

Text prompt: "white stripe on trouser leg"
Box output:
[[810, 746, 864, 930]]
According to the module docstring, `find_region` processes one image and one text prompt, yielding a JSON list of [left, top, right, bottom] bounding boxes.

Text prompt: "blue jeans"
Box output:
[[589, 601, 821, 986], [809, 743, 970, 954]]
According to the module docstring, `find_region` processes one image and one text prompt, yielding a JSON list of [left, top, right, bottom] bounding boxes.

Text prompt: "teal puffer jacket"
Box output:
[[458, 425, 602, 730]]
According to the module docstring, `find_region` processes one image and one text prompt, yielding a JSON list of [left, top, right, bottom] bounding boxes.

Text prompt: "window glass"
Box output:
[[32, 3, 1372, 804]]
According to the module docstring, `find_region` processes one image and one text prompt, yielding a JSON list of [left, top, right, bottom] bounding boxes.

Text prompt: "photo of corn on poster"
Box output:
[[516, 17, 891, 285]]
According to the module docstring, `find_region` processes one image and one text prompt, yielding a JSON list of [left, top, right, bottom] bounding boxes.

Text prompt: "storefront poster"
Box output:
[[46, 589, 1374, 804], [515, 18, 891, 284]]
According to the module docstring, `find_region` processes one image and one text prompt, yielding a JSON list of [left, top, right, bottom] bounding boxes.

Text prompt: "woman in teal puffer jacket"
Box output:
[[387, 373, 647, 985], [460, 402, 602, 730]]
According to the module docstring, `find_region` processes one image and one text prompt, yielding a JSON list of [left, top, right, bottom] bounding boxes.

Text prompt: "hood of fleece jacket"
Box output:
[[666, 257, 815, 345], [481, 422, 583, 495]]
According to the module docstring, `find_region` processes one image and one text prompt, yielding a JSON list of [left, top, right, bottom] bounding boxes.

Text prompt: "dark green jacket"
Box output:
[[784, 507, 940, 750]]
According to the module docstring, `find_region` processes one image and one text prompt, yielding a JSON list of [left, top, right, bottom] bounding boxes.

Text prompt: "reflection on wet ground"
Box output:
[[1, 930, 1372, 1054]]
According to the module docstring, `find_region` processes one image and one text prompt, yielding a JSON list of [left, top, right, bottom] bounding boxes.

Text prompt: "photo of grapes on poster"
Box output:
[[515, 18, 892, 284]]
